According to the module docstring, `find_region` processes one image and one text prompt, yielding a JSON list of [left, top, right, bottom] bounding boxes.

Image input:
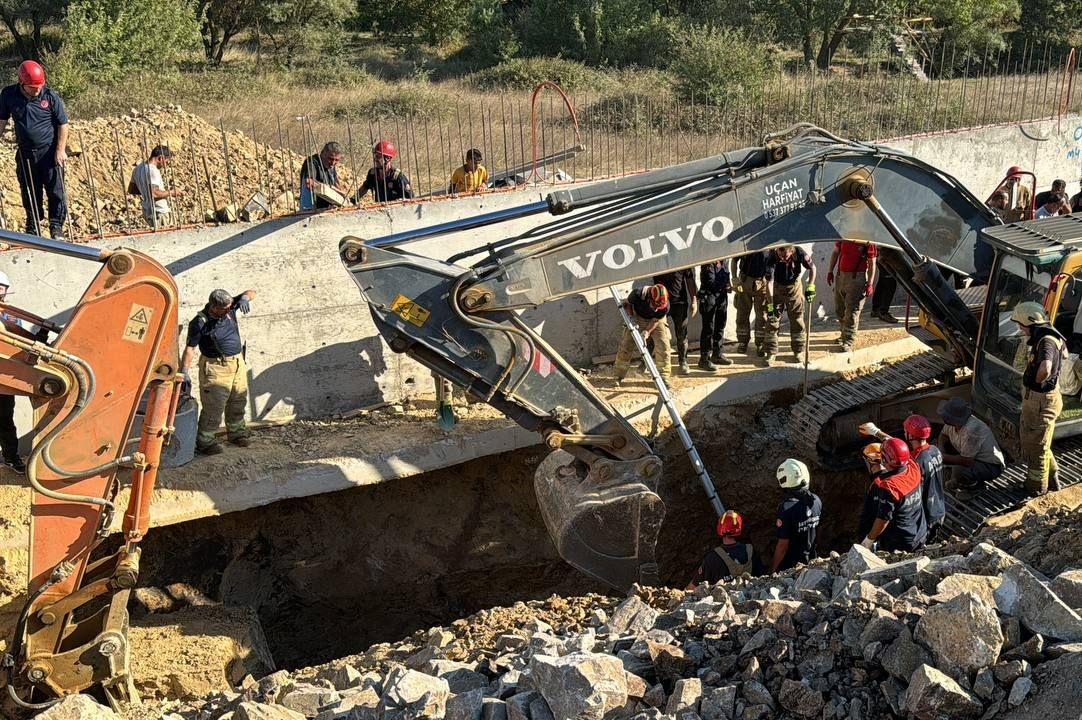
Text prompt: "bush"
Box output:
[[326, 82, 454, 120], [467, 57, 610, 91], [669, 25, 779, 107], [518, 0, 675, 67], [460, 0, 520, 67]]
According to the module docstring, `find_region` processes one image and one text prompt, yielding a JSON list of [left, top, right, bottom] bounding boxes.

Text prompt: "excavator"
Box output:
[[340, 123, 1079, 592], [0, 234, 180, 710]]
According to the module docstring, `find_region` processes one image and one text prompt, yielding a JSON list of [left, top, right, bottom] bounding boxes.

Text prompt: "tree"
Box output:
[[766, 0, 876, 69], [258, 0, 355, 67], [197, 0, 262, 65], [361, 0, 471, 45], [0, 0, 68, 59]]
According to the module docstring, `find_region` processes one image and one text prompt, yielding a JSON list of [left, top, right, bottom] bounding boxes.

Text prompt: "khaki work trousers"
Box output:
[[834, 271, 868, 345], [1020, 388, 1062, 494], [198, 354, 249, 446], [734, 276, 769, 350], [614, 315, 672, 379], [765, 281, 806, 355]]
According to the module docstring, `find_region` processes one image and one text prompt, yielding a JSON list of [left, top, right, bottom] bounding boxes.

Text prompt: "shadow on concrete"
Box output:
[[164, 213, 312, 276]]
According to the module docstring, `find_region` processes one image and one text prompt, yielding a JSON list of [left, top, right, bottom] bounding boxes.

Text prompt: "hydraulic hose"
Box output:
[[3, 562, 74, 710]]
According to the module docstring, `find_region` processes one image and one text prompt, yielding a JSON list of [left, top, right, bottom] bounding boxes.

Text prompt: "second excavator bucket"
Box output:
[[534, 449, 665, 591]]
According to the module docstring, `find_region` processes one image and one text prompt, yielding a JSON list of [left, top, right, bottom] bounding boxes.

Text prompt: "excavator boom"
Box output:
[[341, 125, 1000, 589]]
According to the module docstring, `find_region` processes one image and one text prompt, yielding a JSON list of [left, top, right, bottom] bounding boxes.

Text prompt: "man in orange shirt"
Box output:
[[826, 240, 877, 352]]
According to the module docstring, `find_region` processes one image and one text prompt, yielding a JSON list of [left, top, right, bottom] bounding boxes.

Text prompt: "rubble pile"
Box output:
[[41, 507, 1082, 720]]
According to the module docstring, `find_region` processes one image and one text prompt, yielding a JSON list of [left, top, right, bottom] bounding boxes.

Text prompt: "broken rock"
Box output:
[[608, 596, 659, 636], [904, 665, 982, 720], [1007, 676, 1034, 707], [665, 678, 702, 715], [37, 695, 119, 720], [934, 574, 1002, 608], [860, 556, 929, 586], [879, 627, 932, 682], [915, 592, 1003, 674], [700, 685, 736, 720], [841, 544, 886, 578], [994, 564, 1082, 641], [280, 684, 340, 717], [379, 666, 451, 720], [1050, 569, 1082, 610], [446, 689, 484, 720], [530, 652, 628, 720], [235, 703, 306, 720], [778, 679, 823, 718]]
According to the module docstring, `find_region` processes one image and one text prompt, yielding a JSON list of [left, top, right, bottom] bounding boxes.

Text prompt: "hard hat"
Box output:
[[373, 139, 397, 159], [881, 437, 910, 469], [903, 414, 932, 440], [716, 510, 744, 537], [862, 442, 882, 462], [17, 60, 44, 87], [1007, 165, 1024, 178], [1011, 301, 1049, 327], [777, 458, 810, 489], [645, 284, 669, 310], [0, 270, 10, 287]]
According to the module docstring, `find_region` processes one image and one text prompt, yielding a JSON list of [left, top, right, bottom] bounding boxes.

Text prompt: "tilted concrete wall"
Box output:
[[8, 116, 1082, 426]]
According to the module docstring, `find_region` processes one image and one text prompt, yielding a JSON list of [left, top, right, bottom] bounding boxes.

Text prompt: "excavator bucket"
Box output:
[[534, 449, 665, 591]]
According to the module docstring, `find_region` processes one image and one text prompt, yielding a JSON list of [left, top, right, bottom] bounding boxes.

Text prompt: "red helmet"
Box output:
[[903, 414, 932, 440], [716, 510, 744, 537], [373, 139, 396, 159], [645, 284, 669, 310], [881, 437, 910, 469], [1007, 165, 1024, 178], [17, 60, 44, 87]]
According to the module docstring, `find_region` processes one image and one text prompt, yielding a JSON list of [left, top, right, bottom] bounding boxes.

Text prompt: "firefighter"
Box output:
[[686, 510, 764, 589], [613, 284, 671, 384], [0, 60, 69, 239], [1013, 301, 1067, 495], [764, 244, 816, 364], [697, 260, 733, 370], [730, 251, 772, 356], [771, 459, 822, 572], [355, 139, 413, 203], [857, 437, 927, 552], [860, 416, 946, 541], [654, 269, 697, 375]]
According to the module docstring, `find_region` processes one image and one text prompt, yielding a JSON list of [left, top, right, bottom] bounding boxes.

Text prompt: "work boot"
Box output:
[[229, 434, 251, 447], [196, 441, 224, 456], [713, 351, 733, 366], [612, 371, 626, 386], [840, 342, 854, 353], [679, 360, 691, 375], [876, 311, 900, 324], [737, 342, 748, 354], [4, 456, 25, 474], [698, 356, 717, 372], [956, 481, 984, 501], [762, 353, 775, 366]]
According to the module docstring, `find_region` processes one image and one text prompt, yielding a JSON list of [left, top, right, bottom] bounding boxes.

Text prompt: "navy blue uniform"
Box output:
[[186, 297, 244, 358], [691, 543, 765, 584], [627, 287, 668, 320], [914, 445, 946, 537], [0, 85, 68, 237], [766, 247, 813, 286], [775, 491, 822, 570], [738, 251, 772, 279], [699, 261, 730, 358], [655, 269, 695, 365], [858, 463, 927, 552], [358, 167, 413, 202]]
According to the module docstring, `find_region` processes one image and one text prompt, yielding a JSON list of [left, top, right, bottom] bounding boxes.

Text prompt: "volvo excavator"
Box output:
[[0, 234, 180, 710], [340, 123, 1079, 592]]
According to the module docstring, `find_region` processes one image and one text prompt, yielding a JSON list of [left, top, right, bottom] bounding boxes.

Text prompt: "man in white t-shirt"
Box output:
[[128, 145, 180, 228], [937, 397, 1006, 499]]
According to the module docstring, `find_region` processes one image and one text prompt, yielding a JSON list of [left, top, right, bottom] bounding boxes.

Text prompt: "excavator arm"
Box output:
[[0, 234, 180, 709], [340, 125, 999, 590]]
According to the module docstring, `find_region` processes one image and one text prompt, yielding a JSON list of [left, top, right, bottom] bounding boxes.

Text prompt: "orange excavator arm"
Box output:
[[0, 234, 180, 710]]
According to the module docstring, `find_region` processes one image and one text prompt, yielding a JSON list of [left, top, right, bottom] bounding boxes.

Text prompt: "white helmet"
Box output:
[[1011, 301, 1049, 326], [0, 270, 10, 288], [777, 458, 810, 489]]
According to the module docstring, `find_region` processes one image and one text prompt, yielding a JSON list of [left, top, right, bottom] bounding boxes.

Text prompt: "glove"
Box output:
[[860, 537, 876, 550], [826, 271, 834, 287], [236, 294, 251, 314], [804, 282, 816, 301], [864, 283, 874, 298], [858, 422, 881, 437], [181, 370, 192, 396], [766, 303, 777, 320], [733, 280, 745, 295]]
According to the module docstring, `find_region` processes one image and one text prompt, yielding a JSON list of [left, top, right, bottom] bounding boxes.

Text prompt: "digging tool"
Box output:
[[803, 289, 813, 396], [609, 286, 724, 518], [56, 164, 76, 241], [201, 156, 221, 222], [219, 120, 239, 215], [434, 373, 456, 431]]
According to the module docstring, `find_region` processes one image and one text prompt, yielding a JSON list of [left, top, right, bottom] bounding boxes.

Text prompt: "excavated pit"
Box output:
[[128, 391, 870, 673]]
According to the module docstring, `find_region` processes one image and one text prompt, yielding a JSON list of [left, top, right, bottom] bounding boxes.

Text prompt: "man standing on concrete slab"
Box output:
[[764, 244, 816, 364], [0, 60, 69, 239], [871, 250, 900, 324], [182, 289, 257, 455], [730, 251, 771, 358], [355, 139, 413, 203], [128, 145, 181, 229], [299, 142, 347, 210], [826, 239, 876, 353], [857, 437, 927, 552], [613, 284, 671, 385], [1014, 301, 1067, 495], [697, 260, 733, 371], [687, 510, 764, 588], [771, 459, 821, 572], [937, 397, 1005, 500], [653, 269, 696, 375]]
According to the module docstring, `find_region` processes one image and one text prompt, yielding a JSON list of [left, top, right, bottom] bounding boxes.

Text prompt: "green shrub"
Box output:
[[518, 0, 675, 67], [326, 83, 454, 120], [467, 57, 609, 90], [460, 0, 520, 67], [669, 25, 779, 107]]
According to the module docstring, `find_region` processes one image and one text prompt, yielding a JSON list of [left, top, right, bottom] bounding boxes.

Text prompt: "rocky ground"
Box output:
[[35, 490, 1082, 720]]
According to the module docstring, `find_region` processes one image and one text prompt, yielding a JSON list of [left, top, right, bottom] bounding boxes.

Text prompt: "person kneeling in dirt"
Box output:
[[937, 397, 1005, 500], [613, 284, 671, 385], [686, 510, 764, 588], [771, 459, 822, 572], [856, 436, 927, 552]]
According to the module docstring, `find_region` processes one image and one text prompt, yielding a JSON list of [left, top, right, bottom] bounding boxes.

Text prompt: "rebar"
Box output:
[[219, 119, 239, 214]]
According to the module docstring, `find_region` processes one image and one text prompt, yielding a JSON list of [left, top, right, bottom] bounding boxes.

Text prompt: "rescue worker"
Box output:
[[764, 244, 816, 364], [731, 250, 771, 357], [826, 239, 876, 353], [859, 415, 946, 542], [771, 459, 822, 572], [871, 256, 899, 324], [0, 60, 69, 239], [181, 289, 257, 455], [128, 145, 181, 228], [1014, 301, 1067, 495], [0, 271, 26, 473], [861, 442, 883, 477], [654, 269, 697, 375], [697, 260, 733, 371], [937, 397, 1005, 500], [613, 284, 671, 384], [448, 148, 488, 194], [686, 510, 764, 589], [857, 437, 927, 552], [1002, 166, 1032, 222], [356, 140, 413, 203], [299, 142, 347, 210]]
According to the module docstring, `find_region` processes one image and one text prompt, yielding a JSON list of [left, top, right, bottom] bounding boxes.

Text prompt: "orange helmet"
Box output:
[[862, 442, 883, 463], [645, 284, 669, 310], [1007, 165, 1024, 178], [716, 510, 743, 537], [373, 139, 397, 159]]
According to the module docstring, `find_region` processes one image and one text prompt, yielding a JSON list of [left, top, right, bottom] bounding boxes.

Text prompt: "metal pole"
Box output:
[[219, 119, 239, 213], [608, 286, 724, 517], [803, 289, 813, 396], [114, 129, 134, 229]]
